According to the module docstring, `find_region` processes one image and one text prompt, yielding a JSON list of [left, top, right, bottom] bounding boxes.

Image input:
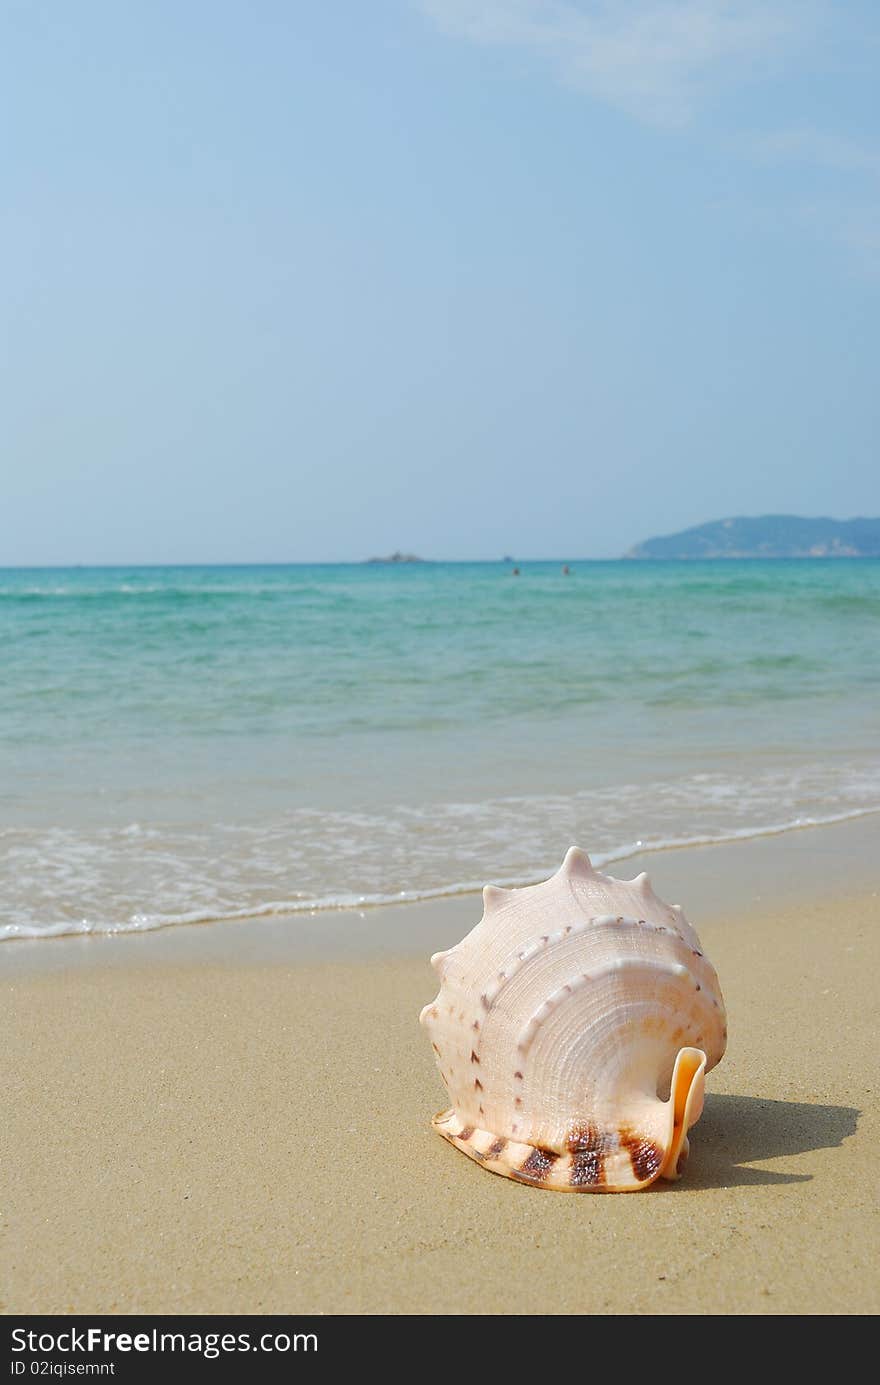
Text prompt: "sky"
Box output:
[[2, 1, 879, 563]]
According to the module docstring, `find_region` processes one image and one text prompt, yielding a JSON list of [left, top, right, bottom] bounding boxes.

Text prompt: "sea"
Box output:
[[2, 559, 878, 942]]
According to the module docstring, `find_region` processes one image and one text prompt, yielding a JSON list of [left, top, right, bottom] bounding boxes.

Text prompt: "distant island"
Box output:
[[626, 515, 880, 560], [365, 551, 425, 565]]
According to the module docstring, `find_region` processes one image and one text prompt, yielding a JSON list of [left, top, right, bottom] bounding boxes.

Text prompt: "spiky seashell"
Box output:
[[420, 848, 726, 1191]]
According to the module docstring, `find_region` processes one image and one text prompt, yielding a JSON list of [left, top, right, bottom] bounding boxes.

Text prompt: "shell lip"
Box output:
[[659, 1046, 707, 1181]]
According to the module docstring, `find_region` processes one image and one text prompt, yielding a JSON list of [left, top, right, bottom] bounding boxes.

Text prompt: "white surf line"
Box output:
[[3, 802, 878, 943]]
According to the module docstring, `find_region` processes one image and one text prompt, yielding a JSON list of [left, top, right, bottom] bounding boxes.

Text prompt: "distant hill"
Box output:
[[625, 515, 880, 560]]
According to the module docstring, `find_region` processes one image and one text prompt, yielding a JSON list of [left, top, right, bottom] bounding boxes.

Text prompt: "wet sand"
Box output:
[[3, 818, 878, 1314]]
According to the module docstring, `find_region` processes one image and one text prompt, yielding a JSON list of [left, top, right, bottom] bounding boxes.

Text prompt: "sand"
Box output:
[[3, 819, 879, 1315]]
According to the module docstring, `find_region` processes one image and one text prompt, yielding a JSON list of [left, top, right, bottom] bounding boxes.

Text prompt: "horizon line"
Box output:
[[3, 554, 880, 572]]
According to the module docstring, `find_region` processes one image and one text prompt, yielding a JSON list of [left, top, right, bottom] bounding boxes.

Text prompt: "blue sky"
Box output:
[[2, 1, 878, 562]]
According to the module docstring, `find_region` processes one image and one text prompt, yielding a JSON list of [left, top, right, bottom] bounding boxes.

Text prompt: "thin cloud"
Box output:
[[419, 0, 816, 125], [420, 3, 880, 276], [808, 203, 880, 278], [840, 219, 880, 277], [737, 130, 880, 274], [740, 128, 880, 177]]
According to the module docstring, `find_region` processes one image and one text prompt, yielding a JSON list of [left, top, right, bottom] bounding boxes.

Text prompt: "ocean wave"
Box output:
[[2, 801, 877, 943]]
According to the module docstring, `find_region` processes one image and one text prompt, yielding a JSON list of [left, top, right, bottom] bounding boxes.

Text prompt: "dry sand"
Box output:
[[3, 819, 879, 1314]]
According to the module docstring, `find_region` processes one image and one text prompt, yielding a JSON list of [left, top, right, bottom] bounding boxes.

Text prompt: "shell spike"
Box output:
[[561, 846, 594, 878], [430, 948, 454, 975], [482, 884, 508, 911], [633, 870, 663, 906]]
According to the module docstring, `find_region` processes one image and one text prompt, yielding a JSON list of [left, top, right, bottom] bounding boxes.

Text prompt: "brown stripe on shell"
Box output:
[[470, 1049, 480, 1063], [619, 1130, 664, 1184], [457, 1125, 474, 1142], [570, 1150, 605, 1187], [565, 1123, 607, 1187], [486, 1137, 507, 1159], [515, 1146, 559, 1182], [566, 1121, 600, 1152]]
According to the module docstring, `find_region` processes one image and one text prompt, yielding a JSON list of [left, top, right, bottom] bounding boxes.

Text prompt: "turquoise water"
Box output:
[[2, 560, 879, 939]]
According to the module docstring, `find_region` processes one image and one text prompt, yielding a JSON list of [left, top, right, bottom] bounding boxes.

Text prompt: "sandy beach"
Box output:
[[3, 817, 878, 1315]]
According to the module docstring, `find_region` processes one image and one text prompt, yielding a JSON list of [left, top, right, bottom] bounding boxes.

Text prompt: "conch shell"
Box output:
[[420, 848, 726, 1191]]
